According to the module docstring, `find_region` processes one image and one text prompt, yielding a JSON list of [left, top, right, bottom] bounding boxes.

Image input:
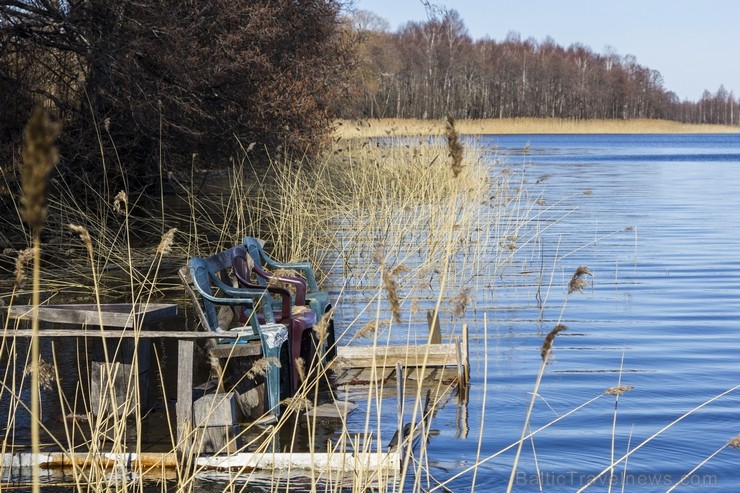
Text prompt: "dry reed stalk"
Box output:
[[20, 108, 60, 493], [506, 323, 568, 492], [576, 382, 740, 493], [432, 394, 605, 492]]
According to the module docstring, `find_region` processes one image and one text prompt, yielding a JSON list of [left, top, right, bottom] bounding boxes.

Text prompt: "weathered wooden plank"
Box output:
[[6, 303, 177, 328], [2, 329, 242, 339], [176, 340, 194, 453], [208, 341, 262, 358], [332, 368, 363, 386], [333, 344, 458, 369]]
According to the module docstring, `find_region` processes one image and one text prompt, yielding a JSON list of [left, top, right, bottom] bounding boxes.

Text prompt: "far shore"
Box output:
[[334, 117, 740, 139]]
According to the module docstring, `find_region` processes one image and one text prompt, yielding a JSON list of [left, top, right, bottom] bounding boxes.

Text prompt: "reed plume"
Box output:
[[605, 385, 634, 396], [156, 228, 177, 255], [314, 308, 334, 346], [729, 435, 740, 448], [446, 114, 464, 177], [113, 190, 128, 215], [280, 396, 312, 411], [295, 357, 306, 383], [568, 265, 592, 294], [382, 266, 401, 324], [445, 113, 465, 177], [68, 224, 93, 258], [22, 108, 60, 235], [356, 320, 381, 339], [452, 287, 472, 317], [541, 324, 567, 361], [14, 247, 37, 288], [24, 358, 55, 391], [246, 357, 281, 379]]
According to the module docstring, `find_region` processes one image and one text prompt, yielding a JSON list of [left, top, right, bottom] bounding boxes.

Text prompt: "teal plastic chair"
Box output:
[[187, 250, 288, 416], [243, 237, 336, 362]]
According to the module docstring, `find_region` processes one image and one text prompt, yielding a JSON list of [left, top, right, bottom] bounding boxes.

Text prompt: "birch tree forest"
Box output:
[[343, 7, 738, 126]]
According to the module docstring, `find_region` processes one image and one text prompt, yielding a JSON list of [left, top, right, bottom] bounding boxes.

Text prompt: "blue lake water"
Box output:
[[405, 133, 740, 492]]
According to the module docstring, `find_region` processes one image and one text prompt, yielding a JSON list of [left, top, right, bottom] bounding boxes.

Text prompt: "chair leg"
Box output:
[[259, 325, 288, 418]]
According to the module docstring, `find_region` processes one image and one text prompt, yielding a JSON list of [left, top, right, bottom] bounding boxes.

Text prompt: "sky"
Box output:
[[350, 0, 740, 102]]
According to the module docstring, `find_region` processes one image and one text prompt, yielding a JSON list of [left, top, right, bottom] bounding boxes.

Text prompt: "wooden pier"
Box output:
[[2, 303, 469, 477]]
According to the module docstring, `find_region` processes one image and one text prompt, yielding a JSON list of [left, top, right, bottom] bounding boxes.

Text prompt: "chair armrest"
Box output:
[[201, 274, 277, 325], [262, 256, 320, 292], [253, 263, 308, 305]]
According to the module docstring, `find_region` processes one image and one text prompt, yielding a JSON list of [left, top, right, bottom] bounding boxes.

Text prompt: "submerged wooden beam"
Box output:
[[0, 450, 400, 473], [196, 450, 400, 473]]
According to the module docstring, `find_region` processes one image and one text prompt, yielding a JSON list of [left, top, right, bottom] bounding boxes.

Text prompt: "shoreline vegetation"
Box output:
[[334, 117, 740, 139]]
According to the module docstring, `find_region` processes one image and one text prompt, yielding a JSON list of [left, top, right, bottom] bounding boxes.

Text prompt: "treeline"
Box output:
[[343, 8, 739, 125]]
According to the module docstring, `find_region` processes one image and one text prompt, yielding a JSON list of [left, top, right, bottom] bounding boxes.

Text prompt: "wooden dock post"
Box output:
[[426, 310, 442, 344], [89, 338, 151, 416], [176, 339, 194, 453]]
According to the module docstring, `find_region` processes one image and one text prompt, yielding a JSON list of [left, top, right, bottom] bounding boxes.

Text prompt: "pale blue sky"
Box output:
[[350, 0, 740, 102]]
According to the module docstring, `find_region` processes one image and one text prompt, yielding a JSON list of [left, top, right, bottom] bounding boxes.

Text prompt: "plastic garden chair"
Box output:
[[232, 245, 316, 392], [243, 236, 336, 362], [185, 250, 288, 417]]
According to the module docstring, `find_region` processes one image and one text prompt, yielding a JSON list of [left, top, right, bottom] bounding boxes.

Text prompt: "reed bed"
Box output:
[[2, 115, 739, 493], [334, 117, 740, 139]]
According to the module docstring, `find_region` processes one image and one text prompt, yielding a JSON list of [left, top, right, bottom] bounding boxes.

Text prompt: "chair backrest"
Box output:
[[186, 247, 259, 332], [243, 236, 320, 291], [188, 256, 223, 332], [243, 237, 268, 286], [231, 244, 256, 288]]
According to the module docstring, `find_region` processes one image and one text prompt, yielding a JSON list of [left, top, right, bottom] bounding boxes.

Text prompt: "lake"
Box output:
[[328, 133, 740, 492], [438, 134, 740, 491]]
